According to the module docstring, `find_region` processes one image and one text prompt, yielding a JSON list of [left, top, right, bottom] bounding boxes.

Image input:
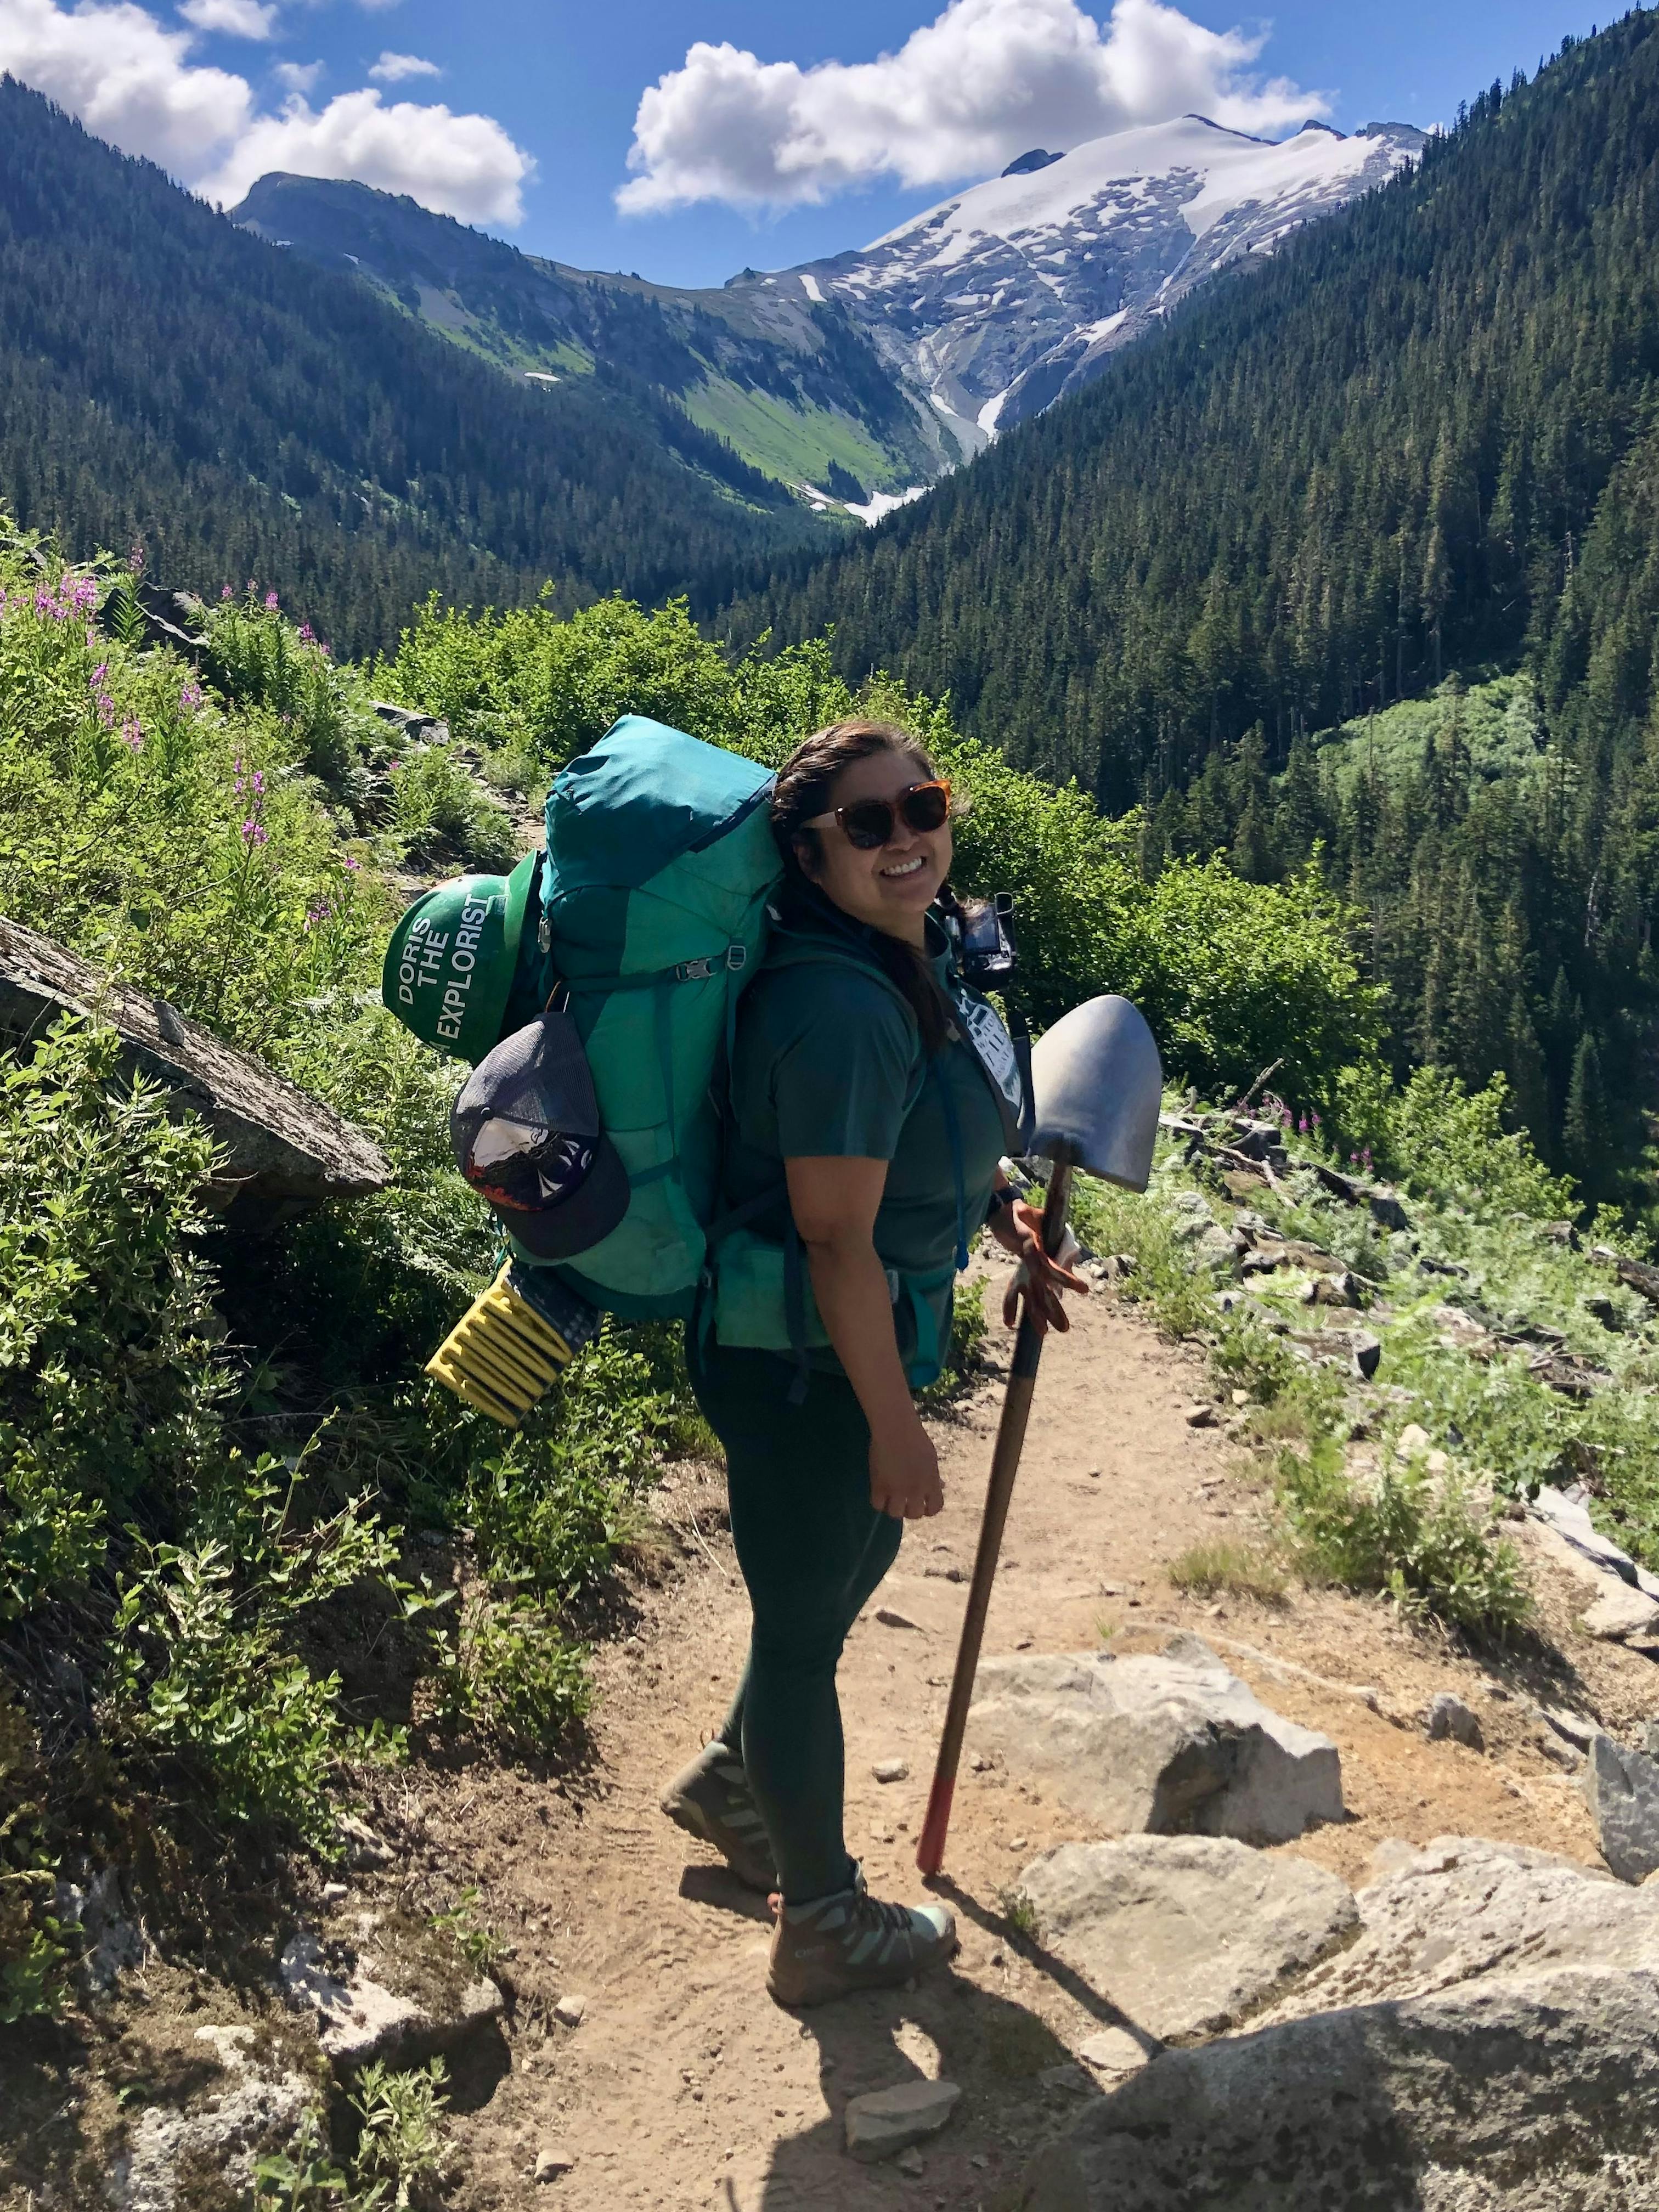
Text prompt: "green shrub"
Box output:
[[430, 1595, 591, 1752], [1278, 1437, 1532, 1638], [1168, 1537, 1289, 1604], [389, 745, 516, 874]]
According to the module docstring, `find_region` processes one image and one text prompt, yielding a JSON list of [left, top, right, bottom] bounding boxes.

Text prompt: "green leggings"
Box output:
[[687, 1335, 903, 1904]]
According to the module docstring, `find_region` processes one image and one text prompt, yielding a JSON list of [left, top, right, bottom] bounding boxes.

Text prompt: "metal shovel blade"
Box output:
[[1028, 994, 1163, 1193]]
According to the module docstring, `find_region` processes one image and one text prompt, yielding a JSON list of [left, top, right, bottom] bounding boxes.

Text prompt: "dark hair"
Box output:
[[770, 719, 953, 1054]]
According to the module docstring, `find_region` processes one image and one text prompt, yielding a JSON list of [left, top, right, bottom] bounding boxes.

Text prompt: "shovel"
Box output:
[[916, 995, 1163, 1877]]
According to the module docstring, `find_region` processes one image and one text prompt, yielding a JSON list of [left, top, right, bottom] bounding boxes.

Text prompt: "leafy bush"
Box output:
[[430, 1595, 592, 1752], [390, 745, 516, 874], [1278, 1438, 1532, 1639]]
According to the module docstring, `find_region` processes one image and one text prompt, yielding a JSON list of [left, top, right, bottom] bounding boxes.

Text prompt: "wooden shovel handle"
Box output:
[[916, 1154, 1075, 1877]]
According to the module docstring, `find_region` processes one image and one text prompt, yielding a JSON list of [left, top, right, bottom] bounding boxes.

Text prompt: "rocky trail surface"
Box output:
[[18, 1264, 1659, 2209]]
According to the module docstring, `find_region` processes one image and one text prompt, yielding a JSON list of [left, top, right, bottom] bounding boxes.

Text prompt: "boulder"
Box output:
[[0, 918, 387, 1231], [1017, 1836, 1356, 2042], [1424, 1691, 1485, 1750], [1018, 1968, 1659, 2211], [1261, 1837, 1659, 2021], [968, 1635, 1342, 1844], [109, 2029, 312, 2212], [1582, 1735, 1659, 1884], [1581, 1581, 1659, 1643], [279, 1928, 504, 2074]]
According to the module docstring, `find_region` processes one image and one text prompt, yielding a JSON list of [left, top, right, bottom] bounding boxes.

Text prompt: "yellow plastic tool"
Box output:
[[425, 1262, 578, 1426]]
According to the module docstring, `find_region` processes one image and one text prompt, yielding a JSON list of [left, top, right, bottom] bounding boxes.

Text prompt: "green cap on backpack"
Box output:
[[382, 849, 540, 1062]]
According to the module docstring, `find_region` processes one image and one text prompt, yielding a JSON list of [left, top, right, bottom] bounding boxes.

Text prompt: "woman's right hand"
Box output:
[[869, 1416, 945, 1521]]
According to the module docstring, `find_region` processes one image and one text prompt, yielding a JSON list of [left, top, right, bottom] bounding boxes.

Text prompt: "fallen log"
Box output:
[[0, 916, 388, 1232]]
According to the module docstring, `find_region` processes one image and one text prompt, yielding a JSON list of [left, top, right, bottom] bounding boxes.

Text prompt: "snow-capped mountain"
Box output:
[[740, 114, 1426, 463]]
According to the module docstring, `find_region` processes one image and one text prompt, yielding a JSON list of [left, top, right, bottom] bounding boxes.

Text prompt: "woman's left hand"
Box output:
[[992, 1198, 1091, 1335]]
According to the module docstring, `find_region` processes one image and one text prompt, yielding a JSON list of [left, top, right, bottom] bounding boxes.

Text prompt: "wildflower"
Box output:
[[127, 545, 145, 578], [180, 680, 204, 710], [297, 622, 316, 645], [1311, 1111, 1322, 1130], [250, 768, 265, 795], [221, 584, 234, 601], [89, 664, 109, 690], [264, 591, 279, 611], [303, 898, 335, 932], [241, 817, 269, 848], [342, 854, 361, 872], [120, 720, 144, 752], [72, 576, 98, 613], [95, 693, 117, 729], [1299, 1115, 1310, 1135]]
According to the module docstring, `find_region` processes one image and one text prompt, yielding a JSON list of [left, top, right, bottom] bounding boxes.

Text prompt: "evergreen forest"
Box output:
[[0, 78, 821, 662], [735, 13, 1659, 1200]]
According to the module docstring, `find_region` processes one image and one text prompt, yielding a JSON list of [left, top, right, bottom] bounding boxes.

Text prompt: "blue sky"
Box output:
[[0, 0, 1626, 286]]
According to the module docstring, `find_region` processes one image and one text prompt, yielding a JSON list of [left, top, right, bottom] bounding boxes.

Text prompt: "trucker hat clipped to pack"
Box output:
[[382, 849, 540, 1064], [450, 1012, 630, 1261]]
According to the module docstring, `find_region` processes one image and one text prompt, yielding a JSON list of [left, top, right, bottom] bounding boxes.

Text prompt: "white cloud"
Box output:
[[0, 0, 534, 225], [0, 0, 253, 173], [367, 49, 439, 83], [619, 0, 1327, 213], [198, 90, 533, 220], [274, 57, 324, 93], [177, 0, 277, 37]]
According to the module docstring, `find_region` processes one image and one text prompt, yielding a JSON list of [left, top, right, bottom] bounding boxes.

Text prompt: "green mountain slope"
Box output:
[[734, 18, 1659, 1200], [0, 78, 823, 657], [231, 173, 952, 504]]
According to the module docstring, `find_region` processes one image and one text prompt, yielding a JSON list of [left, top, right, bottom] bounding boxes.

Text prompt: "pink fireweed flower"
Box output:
[[264, 591, 279, 611], [120, 720, 144, 752], [180, 681, 204, 710], [297, 622, 316, 645], [342, 854, 361, 872], [241, 817, 269, 847], [89, 664, 109, 690], [71, 577, 97, 613], [1299, 1115, 1310, 1135], [303, 899, 335, 932], [95, 693, 117, 729], [221, 584, 234, 601]]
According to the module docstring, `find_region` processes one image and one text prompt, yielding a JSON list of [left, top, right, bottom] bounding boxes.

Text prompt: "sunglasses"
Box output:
[[805, 778, 952, 851]]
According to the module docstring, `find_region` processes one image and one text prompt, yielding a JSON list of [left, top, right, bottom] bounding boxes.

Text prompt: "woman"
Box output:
[[660, 719, 1088, 2007]]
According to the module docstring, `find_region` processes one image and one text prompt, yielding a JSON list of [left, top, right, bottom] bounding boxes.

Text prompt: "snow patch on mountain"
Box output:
[[760, 113, 1425, 458]]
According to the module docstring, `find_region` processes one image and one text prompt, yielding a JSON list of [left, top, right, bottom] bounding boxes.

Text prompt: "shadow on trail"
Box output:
[[724, 1869, 1170, 2211]]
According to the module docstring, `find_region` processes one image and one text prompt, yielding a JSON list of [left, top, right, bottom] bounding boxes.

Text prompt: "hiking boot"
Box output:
[[659, 1740, 778, 1892], [768, 1867, 957, 2007]]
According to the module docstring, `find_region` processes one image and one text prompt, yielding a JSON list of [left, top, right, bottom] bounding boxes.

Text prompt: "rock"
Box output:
[[872, 1758, 910, 1783], [1582, 1580, 1659, 1643], [1395, 1422, 1432, 1458], [279, 1931, 504, 2072], [894, 2147, 926, 2176], [1261, 1837, 1659, 2021], [54, 1866, 146, 1994], [844, 2079, 962, 2163], [335, 1814, 393, 1870], [1020, 1968, 1659, 2211], [553, 1992, 588, 2027], [0, 918, 387, 1232], [1583, 1735, 1659, 1883], [968, 1636, 1342, 1844], [1079, 2026, 1157, 2080], [1184, 1404, 1218, 1429], [108, 2033, 313, 2212], [1423, 1691, 1484, 1751], [534, 2146, 576, 2182], [1528, 1487, 1659, 1600], [876, 1607, 922, 1630], [1017, 1836, 1356, 2042], [1541, 1703, 1599, 1752], [321, 1882, 349, 1905]]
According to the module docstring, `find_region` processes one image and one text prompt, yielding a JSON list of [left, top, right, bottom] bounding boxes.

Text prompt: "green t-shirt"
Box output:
[[721, 917, 1012, 1372]]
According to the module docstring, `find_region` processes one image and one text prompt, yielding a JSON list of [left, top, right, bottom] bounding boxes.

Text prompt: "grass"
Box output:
[[1167, 1537, 1290, 1605], [997, 1886, 1042, 1944]]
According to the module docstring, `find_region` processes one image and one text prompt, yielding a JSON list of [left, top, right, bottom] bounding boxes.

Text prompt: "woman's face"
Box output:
[[798, 747, 952, 939]]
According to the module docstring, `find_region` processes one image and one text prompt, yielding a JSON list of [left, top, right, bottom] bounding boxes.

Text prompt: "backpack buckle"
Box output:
[[725, 945, 747, 973], [675, 956, 718, 982]]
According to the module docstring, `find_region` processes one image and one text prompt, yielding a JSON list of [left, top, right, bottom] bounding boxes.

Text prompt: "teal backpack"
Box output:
[[518, 715, 781, 1323]]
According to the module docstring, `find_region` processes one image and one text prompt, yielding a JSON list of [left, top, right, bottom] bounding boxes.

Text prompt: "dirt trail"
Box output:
[[396, 1263, 1657, 2210]]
